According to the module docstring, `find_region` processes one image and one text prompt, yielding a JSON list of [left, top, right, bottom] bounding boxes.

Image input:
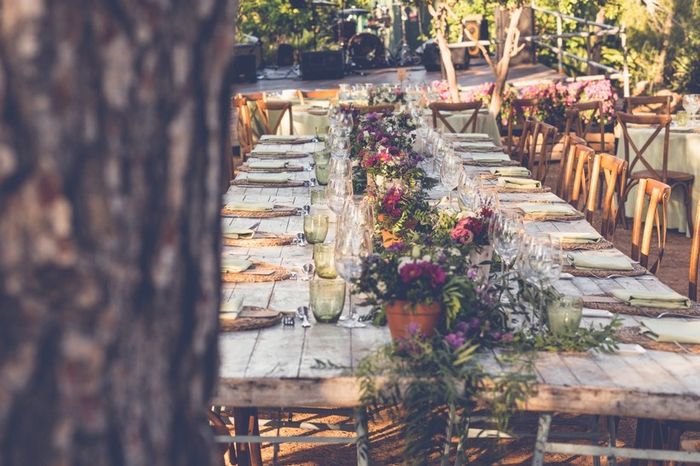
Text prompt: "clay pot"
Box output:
[[384, 300, 442, 340]]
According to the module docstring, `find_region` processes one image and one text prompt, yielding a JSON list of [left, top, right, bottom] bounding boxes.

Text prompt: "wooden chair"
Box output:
[[689, 199, 700, 300], [618, 111, 694, 231], [564, 140, 595, 209], [585, 153, 628, 239], [502, 98, 537, 155], [256, 99, 294, 135], [625, 95, 672, 115], [233, 95, 254, 159], [298, 89, 338, 105], [631, 178, 671, 274], [429, 101, 482, 133], [563, 100, 607, 153], [511, 118, 537, 165], [556, 135, 588, 200], [527, 121, 559, 183]]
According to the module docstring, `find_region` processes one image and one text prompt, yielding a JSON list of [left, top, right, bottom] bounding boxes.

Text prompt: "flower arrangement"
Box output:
[[449, 207, 493, 248], [430, 79, 452, 101], [368, 84, 405, 105], [375, 186, 433, 238]]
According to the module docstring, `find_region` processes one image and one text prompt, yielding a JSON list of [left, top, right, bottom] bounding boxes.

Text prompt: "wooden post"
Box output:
[[556, 13, 564, 74]]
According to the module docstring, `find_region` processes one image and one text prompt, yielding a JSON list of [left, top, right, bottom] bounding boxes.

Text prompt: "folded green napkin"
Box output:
[[247, 160, 287, 169], [490, 167, 531, 177], [640, 319, 700, 344], [611, 289, 691, 309], [244, 173, 291, 184], [497, 177, 541, 189], [221, 258, 252, 274], [518, 203, 577, 216], [220, 295, 245, 317], [251, 146, 288, 154], [549, 231, 602, 244], [222, 227, 255, 239], [470, 153, 511, 163], [457, 141, 497, 149], [569, 253, 634, 271], [260, 135, 313, 143], [223, 202, 274, 211], [446, 133, 491, 141]]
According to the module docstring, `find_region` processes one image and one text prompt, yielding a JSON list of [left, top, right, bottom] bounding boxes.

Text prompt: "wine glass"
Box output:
[[335, 198, 373, 328], [331, 135, 351, 159], [440, 148, 463, 205], [457, 170, 480, 211], [683, 94, 699, 125], [338, 111, 354, 136], [489, 211, 524, 273], [326, 171, 353, 215]]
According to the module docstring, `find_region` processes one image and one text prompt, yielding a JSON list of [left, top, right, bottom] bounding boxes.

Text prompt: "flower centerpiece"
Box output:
[[375, 186, 433, 247], [368, 83, 405, 105]]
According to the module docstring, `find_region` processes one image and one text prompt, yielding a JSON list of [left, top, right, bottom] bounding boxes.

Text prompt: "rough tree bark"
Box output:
[[0, 1, 235, 465], [429, 3, 460, 102]]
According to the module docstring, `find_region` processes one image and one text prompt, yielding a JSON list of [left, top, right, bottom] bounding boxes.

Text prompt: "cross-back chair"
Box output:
[[429, 101, 482, 133], [625, 95, 672, 115], [585, 153, 628, 239], [297, 89, 338, 105], [689, 199, 700, 301], [503, 98, 537, 156], [563, 100, 607, 154], [256, 99, 294, 135], [631, 178, 671, 274], [556, 135, 588, 200], [527, 121, 559, 183], [233, 95, 254, 159], [565, 140, 596, 209], [617, 111, 694, 231], [512, 118, 537, 165]]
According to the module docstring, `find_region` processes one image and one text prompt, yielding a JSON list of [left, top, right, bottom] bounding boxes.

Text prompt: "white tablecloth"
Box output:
[[616, 126, 700, 234]]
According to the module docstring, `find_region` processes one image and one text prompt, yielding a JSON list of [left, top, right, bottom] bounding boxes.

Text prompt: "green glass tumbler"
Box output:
[[303, 214, 329, 244], [315, 159, 330, 185], [310, 186, 327, 205], [310, 278, 346, 323], [313, 243, 337, 279], [546, 295, 583, 336]]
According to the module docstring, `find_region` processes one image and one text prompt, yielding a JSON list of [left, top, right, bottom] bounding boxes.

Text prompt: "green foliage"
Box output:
[[513, 318, 622, 353]]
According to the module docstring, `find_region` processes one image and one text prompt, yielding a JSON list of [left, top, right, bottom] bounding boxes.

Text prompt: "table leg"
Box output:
[[532, 414, 552, 466], [354, 407, 370, 466], [233, 407, 263, 466]]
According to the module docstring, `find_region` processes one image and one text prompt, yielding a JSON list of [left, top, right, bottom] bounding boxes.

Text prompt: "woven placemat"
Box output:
[[523, 212, 585, 222], [616, 326, 700, 354], [563, 261, 648, 278], [560, 239, 614, 251], [238, 165, 304, 173], [231, 180, 306, 188], [583, 295, 700, 317], [220, 306, 283, 332], [222, 261, 294, 283], [464, 160, 521, 167], [223, 232, 295, 247], [251, 152, 308, 159], [221, 206, 298, 218]]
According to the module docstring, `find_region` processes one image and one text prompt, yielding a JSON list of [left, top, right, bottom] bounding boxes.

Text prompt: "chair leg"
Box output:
[[355, 407, 370, 466], [233, 408, 263, 466], [532, 414, 552, 466]]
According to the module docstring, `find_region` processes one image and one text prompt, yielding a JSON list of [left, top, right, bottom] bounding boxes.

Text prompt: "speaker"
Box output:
[[277, 43, 294, 67], [300, 51, 344, 80], [232, 54, 257, 83], [422, 41, 441, 72]]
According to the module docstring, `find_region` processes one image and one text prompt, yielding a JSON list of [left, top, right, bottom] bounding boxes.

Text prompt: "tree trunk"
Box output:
[[588, 6, 606, 75], [435, 28, 460, 102], [489, 7, 523, 118], [0, 1, 235, 465]]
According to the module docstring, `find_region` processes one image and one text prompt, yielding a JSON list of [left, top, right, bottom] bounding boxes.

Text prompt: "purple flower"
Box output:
[[444, 332, 466, 350]]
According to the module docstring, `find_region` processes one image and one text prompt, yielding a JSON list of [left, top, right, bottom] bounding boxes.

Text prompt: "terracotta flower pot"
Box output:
[[384, 300, 442, 340], [381, 229, 401, 248]]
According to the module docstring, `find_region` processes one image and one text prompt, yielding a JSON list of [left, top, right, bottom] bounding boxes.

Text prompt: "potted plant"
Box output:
[[355, 246, 473, 340]]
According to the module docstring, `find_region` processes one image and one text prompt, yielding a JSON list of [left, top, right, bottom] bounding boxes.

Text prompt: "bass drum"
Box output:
[[348, 33, 385, 69], [334, 19, 357, 43]]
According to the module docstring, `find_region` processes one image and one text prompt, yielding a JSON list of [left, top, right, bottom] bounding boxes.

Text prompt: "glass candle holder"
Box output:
[[310, 187, 327, 205], [314, 149, 331, 166], [315, 159, 330, 185], [303, 214, 329, 244], [546, 295, 583, 336], [314, 243, 337, 279], [310, 278, 346, 323]]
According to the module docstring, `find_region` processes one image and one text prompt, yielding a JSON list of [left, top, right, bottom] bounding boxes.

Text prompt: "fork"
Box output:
[[247, 221, 261, 239]]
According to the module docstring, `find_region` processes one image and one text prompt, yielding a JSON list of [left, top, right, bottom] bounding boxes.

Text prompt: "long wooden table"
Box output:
[[216, 139, 700, 464]]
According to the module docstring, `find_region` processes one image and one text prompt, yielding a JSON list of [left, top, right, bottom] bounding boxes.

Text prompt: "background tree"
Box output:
[[0, 1, 234, 465]]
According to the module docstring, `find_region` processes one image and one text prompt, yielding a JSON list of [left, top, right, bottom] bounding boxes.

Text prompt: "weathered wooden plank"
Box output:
[[351, 326, 391, 372], [533, 352, 579, 386], [244, 324, 305, 378], [299, 325, 353, 378], [559, 354, 616, 388], [219, 330, 260, 379]]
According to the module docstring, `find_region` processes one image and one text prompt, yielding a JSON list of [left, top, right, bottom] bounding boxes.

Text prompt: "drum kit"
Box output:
[[312, 0, 420, 71]]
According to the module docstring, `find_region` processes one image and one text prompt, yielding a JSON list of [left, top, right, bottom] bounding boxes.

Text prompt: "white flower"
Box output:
[[377, 281, 387, 294]]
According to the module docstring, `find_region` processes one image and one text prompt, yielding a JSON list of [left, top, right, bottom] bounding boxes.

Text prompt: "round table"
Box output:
[[616, 126, 700, 234]]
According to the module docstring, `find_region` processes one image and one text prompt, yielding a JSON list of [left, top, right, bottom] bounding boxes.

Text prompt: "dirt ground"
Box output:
[[238, 166, 696, 465]]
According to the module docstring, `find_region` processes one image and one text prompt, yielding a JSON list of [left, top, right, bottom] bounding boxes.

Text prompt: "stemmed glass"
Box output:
[[517, 235, 562, 329], [331, 135, 351, 159], [338, 111, 354, 137], [326, 159, 353, 215], [457, 171, 480, 211], [683, 94, 699, 125], [335, 198, 373, 328], [489, 211, 524, 273], [440, 148, 463, 205]]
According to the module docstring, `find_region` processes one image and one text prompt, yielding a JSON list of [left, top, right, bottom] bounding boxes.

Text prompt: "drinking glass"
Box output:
[[490, 211, 524, 272], [683, 94, 699, 123], [310, 278, 346, 323], [315, 158, 330, 185], [331, 135, 351, 158], [335, 198, 373, 328], [310, 187, 327, 205], [440, 149, 463, 204], [314, 243, 338, 279], [326, 175, 353, 215], [457, 170, 480, 211], [303, 213, 329, 244], [338, 112, 354, 136], [547, 295, 583, 335]]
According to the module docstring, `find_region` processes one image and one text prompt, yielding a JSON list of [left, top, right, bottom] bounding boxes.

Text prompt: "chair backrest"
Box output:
[[689, 199, 700, 300], [585, 153, 628, 239], [565, 140, 595, 208], [256, 100, 294, 135], [528, 121, 559, 183], [563, 100, 607, 152], [233, 95, 254, 159], [298, 89, 339, 105], [429, 101, 482, 133], [504, 98, 537, 155], [512, 118, 537, 165], [616, 112, 672, 182], [631, 178, 671, 273], [556, 134, 587, 199], [625, 95, 672, 115]]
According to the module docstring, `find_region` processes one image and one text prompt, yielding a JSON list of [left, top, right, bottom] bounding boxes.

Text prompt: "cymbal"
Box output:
[[339, 8, 369, 15], [312, 0, 335, 6]]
